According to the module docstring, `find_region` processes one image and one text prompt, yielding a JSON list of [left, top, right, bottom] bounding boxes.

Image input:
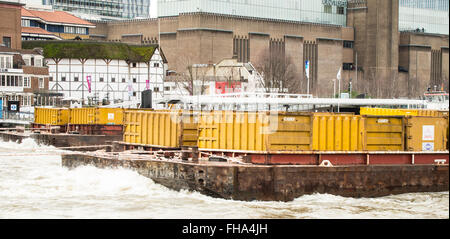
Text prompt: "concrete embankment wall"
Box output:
[[62, 154, 449, 201]]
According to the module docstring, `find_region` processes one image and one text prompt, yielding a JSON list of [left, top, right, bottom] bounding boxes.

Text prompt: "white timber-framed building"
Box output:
[[28, 41, 167, 107]]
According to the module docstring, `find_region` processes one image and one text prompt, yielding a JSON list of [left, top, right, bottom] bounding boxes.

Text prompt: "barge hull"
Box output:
[[62, 154, 449, 202], [0, 131, 122, 147]]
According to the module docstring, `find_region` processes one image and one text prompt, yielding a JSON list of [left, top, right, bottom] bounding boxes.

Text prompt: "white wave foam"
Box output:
[[0, 140, 448, 219]]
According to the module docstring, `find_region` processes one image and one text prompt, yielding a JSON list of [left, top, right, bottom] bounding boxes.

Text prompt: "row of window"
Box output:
[[23, 57, 43, 67], [22, 19, 89, 35], [131, 62, 160, 68], [1, 95, 32, 107], [54, 76, 154, 83], [64, 26, 88, 35], [0, 75, 44, 88]]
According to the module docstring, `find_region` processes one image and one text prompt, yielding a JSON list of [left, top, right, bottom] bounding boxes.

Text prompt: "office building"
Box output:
[[42, 0, 151, 19]]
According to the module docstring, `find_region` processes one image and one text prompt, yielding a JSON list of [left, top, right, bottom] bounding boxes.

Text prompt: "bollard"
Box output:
[[16, 126, 25, 133], [192, 146, 199, 162], [181, 146, 189, 161]]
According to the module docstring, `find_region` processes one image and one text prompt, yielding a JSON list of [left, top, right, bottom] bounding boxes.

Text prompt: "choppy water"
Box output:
[[0, 139, 448, 219]]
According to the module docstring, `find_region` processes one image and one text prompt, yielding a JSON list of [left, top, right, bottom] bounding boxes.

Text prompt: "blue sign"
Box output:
[[423, 142, 434, 151], [0, 100, 2, 119]]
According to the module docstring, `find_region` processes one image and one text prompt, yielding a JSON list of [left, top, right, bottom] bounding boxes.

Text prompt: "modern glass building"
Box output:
[[399, 0, 449, 34], [41, 0, 150, 19], [157, 0, 348, 26]]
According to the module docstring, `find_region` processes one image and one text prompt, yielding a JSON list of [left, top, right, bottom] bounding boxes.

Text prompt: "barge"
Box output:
[[61, 149, 449, 201], [6, 103, 449, 200]]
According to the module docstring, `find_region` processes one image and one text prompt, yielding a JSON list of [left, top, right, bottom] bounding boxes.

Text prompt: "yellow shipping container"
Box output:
[[69, 108, 124, 125], [405, 116, 449, 151], [411, 109, 449, 117], [312, 114, 365, 151], [198, 111, 311, 151], [364, 116, 404, 151], [361, 108, 449, 118], [34, 108, 69, 125], [123, 110, 198, 148], [360, 107, 417, 116]]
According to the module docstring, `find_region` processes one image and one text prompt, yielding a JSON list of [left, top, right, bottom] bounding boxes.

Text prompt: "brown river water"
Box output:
[[0, 139, 448, 219]]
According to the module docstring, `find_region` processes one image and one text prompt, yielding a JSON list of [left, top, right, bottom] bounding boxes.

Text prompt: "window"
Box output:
[[35, 58, 42, 67], [343, 63, 354, 71], [2, 37, 11, 48], [39, 78, 44, 88], [23, 77, 30, 88], [132, 63, 137, 68], [99, 77, 104, 82], [154, 87, 159, 92], [133, 78, 137, 83], [75, 27, 87, 35], [111, 77, 115, 83], [122, 78, 126, 83], [1, 75, 5, 86], [337, 6, 345, 15], [133, 92, 136, 97], [164, 86, 170, 91], [61, 76, 66, 82], [153, 63, 160, 67], [49, 76, 53, 82], [21, 19, 30, 27], [324, 5, 332, 14], [24, 58, 30, 66], [64, 26, 76, 34], [74, 76, 79, 82], [343, 41, 354, 49]]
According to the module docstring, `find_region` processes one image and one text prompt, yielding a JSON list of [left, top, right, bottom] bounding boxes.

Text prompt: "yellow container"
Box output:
[[312, 114, 365, 151], [34, 108, 69, 125], [364, 116, 404, 151], [411, 109, 449, 117], [361, 108, 449, 118], [360, 107, 417, 116], [405, 116, 449, 151], [123, 110, 198, 148], [69, 108, 96, 124], [198, 111, 311, 151], [69, 108, 124, 125], [96, 108, 124, 125]]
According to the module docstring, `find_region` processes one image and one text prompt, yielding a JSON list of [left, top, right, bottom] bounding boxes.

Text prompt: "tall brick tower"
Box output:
[[347, 0, 399, 98]]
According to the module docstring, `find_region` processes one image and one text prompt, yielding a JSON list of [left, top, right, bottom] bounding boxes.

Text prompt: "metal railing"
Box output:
[[0, 111, 34, 123]]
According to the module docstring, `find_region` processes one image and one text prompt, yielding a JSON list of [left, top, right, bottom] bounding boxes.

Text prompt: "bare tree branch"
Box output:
[[254, 50, 301, 94]]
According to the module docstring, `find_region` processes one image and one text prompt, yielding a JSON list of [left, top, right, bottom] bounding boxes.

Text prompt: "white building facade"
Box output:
[[46, 48, 166, 107]]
